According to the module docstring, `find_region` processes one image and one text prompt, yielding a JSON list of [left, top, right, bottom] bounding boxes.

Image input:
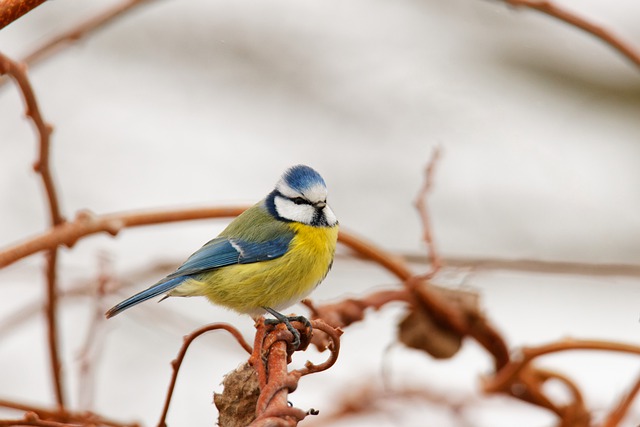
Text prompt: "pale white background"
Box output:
[[1, 0, 639, 425]]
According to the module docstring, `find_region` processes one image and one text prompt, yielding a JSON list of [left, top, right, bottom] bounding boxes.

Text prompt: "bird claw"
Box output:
[[263, 308, 312, 350]]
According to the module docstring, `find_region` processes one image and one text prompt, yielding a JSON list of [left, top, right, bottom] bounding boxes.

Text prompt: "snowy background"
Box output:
[[1, 0, 640, 425]]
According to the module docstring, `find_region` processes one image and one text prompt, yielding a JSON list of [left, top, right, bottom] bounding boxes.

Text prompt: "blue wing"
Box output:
[[105, 234, 293, 318], [166, 235, 293, 278]]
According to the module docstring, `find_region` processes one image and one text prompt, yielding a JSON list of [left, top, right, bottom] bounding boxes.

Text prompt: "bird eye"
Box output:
[[292, 197, 307, 205]]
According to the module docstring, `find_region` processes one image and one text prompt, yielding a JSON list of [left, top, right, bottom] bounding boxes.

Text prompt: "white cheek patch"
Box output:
[[274, 196, 315, 224]]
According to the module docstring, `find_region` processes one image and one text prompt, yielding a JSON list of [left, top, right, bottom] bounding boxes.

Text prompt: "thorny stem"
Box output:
[[0, 51, 65, 409], [157, 323, 252, 427]]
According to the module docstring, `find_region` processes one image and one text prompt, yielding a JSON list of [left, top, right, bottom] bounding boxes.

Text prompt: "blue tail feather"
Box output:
[[105, 276, 187, 318]]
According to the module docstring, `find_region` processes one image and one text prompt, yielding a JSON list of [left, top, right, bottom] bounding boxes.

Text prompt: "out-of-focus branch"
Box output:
[[502, 0, 640, 69], [0, 399, 139, 427], [0, 0, 47, 30], [0, 0, 157, 89], [0, 207, 413, 286], [418, 254, 640, 278], [0, 50, 65, 409], [23, 0, 154, 66], [414, 147, 442, 279], [485, 339, 640, 394]]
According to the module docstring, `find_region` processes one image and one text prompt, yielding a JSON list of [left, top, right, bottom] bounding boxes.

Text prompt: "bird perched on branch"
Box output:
[[105, 165, 339, 347]]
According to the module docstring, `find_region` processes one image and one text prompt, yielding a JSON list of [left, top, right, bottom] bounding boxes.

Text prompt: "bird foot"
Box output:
[[263, 307, 312, 349]]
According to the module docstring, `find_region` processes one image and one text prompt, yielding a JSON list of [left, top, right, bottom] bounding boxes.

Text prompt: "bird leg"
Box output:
[[263, 307, 312, 349]]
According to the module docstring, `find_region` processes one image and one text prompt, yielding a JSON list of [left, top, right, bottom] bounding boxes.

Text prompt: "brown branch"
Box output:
[[0, 206, 413, 287], [250, 339, 306, 427], [414, 147, 442, 279], [524, 368, 589, 424], [157, 323, 252, 427], [0, 206, 247, 268], [0, 50, 65, 409], [503, 0, 640, 69], [43, 250, 64, 409], [0, 0, 47, 30]]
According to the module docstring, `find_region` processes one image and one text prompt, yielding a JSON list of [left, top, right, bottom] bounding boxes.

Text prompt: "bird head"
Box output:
[[267, 165, 338, 227]]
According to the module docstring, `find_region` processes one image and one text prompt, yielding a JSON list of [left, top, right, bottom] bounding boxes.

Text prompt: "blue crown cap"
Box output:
[[283, 165, 326, 192]]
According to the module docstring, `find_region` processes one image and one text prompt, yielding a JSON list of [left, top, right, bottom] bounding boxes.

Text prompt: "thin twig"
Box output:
[[23, 0, 154, 66], [414, 147, 442, 279], [503, 0, 640, 69], [157, 323, 252, 427]]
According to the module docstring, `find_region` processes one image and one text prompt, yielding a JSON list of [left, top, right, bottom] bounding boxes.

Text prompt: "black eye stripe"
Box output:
[[292, 197, 308, 205]]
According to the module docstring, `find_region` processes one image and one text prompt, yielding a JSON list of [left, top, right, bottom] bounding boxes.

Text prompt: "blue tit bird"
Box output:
[[105, 165, 339, 347]]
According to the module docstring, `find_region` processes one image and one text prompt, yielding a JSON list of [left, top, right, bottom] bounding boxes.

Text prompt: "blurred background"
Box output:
[[1, 0, 639, 425]]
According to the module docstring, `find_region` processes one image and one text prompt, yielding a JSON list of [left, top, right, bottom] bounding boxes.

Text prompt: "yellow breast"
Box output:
[[176, 223, 339, 316]]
